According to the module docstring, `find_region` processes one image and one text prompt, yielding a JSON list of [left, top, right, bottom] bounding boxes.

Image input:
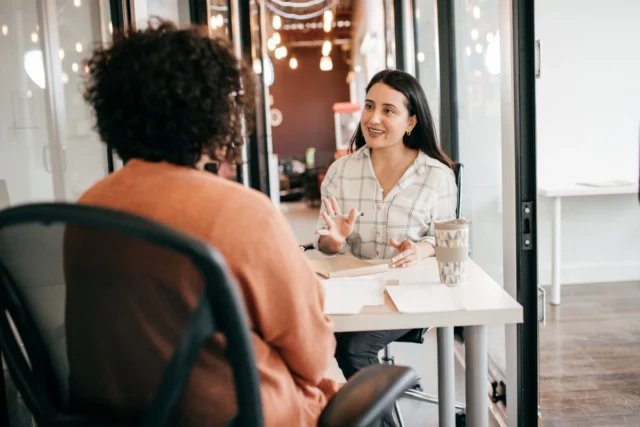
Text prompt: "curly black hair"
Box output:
[[83, 20, 255, 167]]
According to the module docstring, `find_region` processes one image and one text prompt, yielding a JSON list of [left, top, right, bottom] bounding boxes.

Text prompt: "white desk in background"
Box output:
[[538, 181, 639, 306], [322, 258, 523, 427]]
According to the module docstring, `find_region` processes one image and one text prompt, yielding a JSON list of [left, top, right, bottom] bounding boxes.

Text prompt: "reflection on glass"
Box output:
[[56, 0, 112, 198], [0, 0, 56, 205], [413, 0, 439, 134], [208, 0, 230, 38], [453, 0, 505, 374]]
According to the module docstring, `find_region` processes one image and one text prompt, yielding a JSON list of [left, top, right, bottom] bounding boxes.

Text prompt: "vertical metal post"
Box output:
[[38, 0, 68, 200], [437, 327, 456, 427], [228, 0, 250, 187], [436, 0, 459, 162]]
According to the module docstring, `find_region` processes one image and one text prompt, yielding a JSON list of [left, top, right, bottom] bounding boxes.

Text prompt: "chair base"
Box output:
[[402, 388, 466, 410]]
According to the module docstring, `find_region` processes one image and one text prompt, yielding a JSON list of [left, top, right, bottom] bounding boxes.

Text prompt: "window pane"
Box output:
[[0, 0, 56, 206]]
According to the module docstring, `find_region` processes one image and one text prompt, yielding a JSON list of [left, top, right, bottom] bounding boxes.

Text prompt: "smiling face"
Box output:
[[360, 82, 417, 150]]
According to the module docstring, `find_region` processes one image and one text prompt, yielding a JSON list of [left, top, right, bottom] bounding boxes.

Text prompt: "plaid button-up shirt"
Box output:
[[314, 146, 458, 260]]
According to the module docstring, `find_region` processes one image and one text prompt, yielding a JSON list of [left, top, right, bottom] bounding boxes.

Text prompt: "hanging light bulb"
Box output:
[[272, 32, 281, 45], [289, 57, 298, 69], [253, 58, 263, 74], [273, 15, 281, 30], [210, 15, 218, 29], [267, 37, 276, 51], [322, 40, 332, 56], [319, 56, 333, 71], [323, 10, 333, 32]]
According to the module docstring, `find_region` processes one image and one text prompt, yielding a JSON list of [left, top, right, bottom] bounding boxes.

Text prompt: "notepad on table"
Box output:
[[385, 284, 465, 313], [309, 253, 389, 279]]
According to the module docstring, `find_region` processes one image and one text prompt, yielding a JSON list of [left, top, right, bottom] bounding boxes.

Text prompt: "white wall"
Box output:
[[535, 0, 640, 285]]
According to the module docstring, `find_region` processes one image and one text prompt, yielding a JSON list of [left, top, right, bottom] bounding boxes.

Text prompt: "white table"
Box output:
[[325, 258, 523, 427], [538, 182, 639, 305]]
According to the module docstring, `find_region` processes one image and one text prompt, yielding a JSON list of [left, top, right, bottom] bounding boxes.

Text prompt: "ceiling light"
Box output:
[[323, 10, 333, 33], [267, 37, 276, 51], [471, 28, 479, 40], [473, 6, 481, 19], [320, 55, 333, 71], [74, 0, 81, 6], [253, 58, 262, 74], [58, 48, 65, 60], [322, 40, 332, 56], [71, 62, 79, 73], [31, 32, 38, 43], [273, 15, 281, 30], [24, 50, 46, 89], [1, 25, 8, 36], [289, 57, 298, 69], [75, 42, 83, 53], [475, 43, 483, 53], [273, 32, 281, 45]]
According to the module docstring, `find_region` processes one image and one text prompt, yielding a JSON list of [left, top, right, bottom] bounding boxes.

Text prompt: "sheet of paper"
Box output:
[[385, 284, 465, 313], [322, 276, 391, 307]]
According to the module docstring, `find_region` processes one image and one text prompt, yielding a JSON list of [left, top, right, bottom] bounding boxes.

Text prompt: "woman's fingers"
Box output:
[[330, 196, 341, 215], [346, 208, 357, 225], [322, 198, 335, 216], [320, 211, 336, 230]]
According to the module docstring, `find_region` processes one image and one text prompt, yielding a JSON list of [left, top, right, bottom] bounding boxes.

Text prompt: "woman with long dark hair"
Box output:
[[314, 69, 457, 426]]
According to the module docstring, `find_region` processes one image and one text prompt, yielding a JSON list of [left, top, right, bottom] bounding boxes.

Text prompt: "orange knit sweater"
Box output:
[[65, 159, 338, 426]]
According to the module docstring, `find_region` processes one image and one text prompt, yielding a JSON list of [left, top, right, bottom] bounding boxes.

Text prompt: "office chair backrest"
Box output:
[[0, 203, 262, 427]]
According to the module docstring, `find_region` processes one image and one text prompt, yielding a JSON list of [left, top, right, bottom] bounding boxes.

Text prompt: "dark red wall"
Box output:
[[269, 46, 350, 158]]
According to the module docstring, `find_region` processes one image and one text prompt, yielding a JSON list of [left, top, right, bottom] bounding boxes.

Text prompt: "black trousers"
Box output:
[[335, 329, 411, 427]]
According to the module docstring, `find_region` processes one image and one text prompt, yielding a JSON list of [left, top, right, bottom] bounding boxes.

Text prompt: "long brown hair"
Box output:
[[349, 69, 454, 170]]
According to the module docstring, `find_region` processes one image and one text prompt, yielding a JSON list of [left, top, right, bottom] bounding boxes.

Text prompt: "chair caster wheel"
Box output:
[[455, 412, 466, 427]]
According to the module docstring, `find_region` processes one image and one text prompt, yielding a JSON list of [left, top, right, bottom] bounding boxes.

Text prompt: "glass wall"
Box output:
[[453, 0, 505, 371], [0, 0, 57, 206], [132, 0, 191, 28], [57, 0, 112, 199], [413, 0, 439, 134], [0, 0, 112, 205]]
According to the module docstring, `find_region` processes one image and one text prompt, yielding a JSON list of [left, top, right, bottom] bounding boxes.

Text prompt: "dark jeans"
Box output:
[[335, 329, 411, 427]]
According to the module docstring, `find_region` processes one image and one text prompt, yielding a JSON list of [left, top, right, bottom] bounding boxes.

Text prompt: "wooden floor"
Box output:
[[540, 281, 640, 427]]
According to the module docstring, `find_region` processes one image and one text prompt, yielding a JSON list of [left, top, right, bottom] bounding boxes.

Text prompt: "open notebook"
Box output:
[[309, 252, 389, 279]]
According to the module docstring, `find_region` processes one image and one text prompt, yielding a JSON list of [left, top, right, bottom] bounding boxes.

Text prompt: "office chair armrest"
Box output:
[[300, 242, 315, 252], [317, 364, 418, 427]]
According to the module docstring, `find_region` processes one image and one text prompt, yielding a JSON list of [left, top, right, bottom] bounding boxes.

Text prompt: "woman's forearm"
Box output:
[[416, 241, 436, 258]]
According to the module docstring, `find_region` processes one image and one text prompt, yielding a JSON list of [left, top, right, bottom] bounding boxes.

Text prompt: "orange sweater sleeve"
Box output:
[[217, 192, 336, 386]]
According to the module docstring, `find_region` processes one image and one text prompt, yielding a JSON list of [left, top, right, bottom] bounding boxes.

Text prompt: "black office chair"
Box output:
[[0, 203, 419, 427], [300, 162, 466, 426]]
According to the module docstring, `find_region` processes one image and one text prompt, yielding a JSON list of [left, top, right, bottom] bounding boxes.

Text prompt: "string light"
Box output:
[[322, 40, 331, 56], [1, 25, 8, 36], [289, 57, 298, 69], [273, 15, 281, 30]]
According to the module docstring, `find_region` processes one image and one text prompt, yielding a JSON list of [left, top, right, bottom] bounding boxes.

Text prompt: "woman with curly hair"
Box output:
[[65, 21, 338, 426]]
